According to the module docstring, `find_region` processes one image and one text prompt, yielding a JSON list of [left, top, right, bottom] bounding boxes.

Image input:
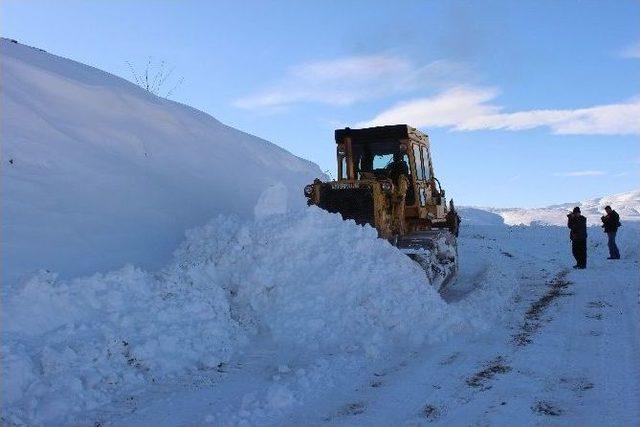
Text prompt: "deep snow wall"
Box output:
[[0, 39, 322, 284]]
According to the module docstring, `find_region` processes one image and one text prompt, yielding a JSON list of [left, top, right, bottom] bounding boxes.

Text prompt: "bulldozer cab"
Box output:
[[338, 140, 409, 180], [335, 125, 440, 214]]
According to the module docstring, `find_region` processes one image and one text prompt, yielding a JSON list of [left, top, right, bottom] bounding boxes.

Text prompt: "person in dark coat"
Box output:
[[386, 152, 409, 183], [601, 205, 621, 259], [567, 206, 587, 269]]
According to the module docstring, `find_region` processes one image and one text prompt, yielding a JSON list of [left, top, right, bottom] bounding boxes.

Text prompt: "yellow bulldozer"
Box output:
[[304, 124, 459, 289]]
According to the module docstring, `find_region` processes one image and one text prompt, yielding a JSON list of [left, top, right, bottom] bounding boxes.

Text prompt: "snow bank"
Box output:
[[458, 207, 506, 226], [1, 38, 322, 285], [2, 265, 241, 425], [452, 220, 520, 325], [176, 207, 460, 354], [2, 207, 461, 425]]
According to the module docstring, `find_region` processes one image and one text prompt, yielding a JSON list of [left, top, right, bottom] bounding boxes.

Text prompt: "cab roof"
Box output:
[[334, 124, 427, 144]]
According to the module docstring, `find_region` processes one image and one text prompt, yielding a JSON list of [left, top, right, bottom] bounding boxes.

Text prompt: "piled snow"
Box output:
[[0, 38, 322, 285], [253, 182, 289, 219], [449, 226, 519, 326], [196, 208, 461, 353], [2, 206, 463, 426], [2, 266, 241, 424]]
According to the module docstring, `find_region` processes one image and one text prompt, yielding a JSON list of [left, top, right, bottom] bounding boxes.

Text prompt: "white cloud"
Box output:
[[554, 171, 606, 177], [234, 54, 465, 109], [358, 86, 640, 136], [619, 40, 640, 59]]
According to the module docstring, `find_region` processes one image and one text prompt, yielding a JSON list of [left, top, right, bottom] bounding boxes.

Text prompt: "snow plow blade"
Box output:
[[395, 230, 458, 291]]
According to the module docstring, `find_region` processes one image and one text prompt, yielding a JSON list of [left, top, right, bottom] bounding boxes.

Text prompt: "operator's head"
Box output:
[[393, 152, 403, 161], [572, 207, 581, 214], [605, 205, 612, 213]]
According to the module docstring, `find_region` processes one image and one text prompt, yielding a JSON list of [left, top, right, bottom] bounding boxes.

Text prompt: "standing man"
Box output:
[[601, 205, 621, 259], [567, 207, 587, 269]]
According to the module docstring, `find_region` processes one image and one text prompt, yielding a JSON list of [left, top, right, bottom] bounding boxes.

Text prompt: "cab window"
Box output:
[[352, 141, 406, 180], [372, 153, 393, 169], [338, 156, 347, 179], [420, 146, 432, 180], [412, 144, 425, 180]]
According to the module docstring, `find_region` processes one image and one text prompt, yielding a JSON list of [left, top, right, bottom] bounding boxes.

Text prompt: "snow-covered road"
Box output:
[[306, 228, 640, 426], [95, 223, 639, 426]]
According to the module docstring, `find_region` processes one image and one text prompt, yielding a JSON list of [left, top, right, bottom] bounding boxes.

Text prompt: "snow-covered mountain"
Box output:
[[1, 38, 322, 285], [460, 189, 640, 226]]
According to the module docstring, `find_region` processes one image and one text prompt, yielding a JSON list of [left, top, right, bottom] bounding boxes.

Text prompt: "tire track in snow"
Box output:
[[416, 268, 576, 424], [511, 270, 572, 347]]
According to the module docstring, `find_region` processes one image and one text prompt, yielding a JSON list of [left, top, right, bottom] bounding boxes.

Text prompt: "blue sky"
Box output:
[[2, 0, 639, 207]]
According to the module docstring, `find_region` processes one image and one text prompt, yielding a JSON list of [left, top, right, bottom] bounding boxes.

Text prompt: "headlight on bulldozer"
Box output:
[[304, 184, 314, 197], [381, 181, 393, 193]]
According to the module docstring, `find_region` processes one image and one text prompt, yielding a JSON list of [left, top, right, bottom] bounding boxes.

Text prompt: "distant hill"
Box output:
[[460, 189, 640, 226]]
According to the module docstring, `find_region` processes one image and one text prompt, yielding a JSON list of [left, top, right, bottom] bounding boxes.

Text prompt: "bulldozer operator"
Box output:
[[385, 152, 409, 184]]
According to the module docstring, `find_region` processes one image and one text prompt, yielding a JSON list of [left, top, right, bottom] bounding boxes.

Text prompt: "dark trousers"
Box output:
[[571, 239, 587, 268], [607, 231, 620, 259]]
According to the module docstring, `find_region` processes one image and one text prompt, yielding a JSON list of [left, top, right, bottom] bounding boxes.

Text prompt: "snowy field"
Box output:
[[3, 204, 638, 426]]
